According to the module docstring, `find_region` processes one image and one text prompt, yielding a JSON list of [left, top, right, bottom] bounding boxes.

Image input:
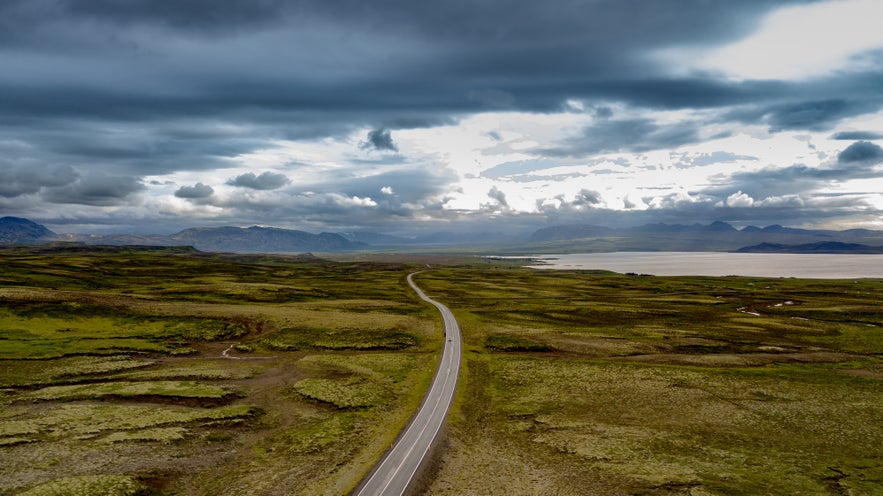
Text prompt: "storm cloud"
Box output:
[[544, 118, 705, 157], [227, 172, 291, 190], [361, 128, 398, 152], [0, 163, 79, 198], [175, 182, 215, 199], [837, 140, 883, 164], [1, 0, 882, 234], [41, 176, 145, 206]]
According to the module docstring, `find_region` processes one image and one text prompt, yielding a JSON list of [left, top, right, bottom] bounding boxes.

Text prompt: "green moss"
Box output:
[[298, 353, 419, 383], [0, 356, 154, 387], [485, 334, 552, 352], [262, 327, 418, 351], [100, 427, 188, 444], [17, 380, 234, 402], [417, 268, 883, 495], [282, 414, 357, 454], [293, 377, 388, 408], [19, 475, 148, 496], [0, 403, 261, 442]]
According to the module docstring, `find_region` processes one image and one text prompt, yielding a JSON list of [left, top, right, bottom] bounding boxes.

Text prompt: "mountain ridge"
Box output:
[[734, 241, 883, 254], [0, 216, 56, 243], [7, 217, 883, 253]]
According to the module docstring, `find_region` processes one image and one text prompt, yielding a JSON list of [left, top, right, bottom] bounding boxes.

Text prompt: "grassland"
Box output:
[[0, 246, 439, 495], [414, 268, 883, 495], [2, 247, 881, 495]]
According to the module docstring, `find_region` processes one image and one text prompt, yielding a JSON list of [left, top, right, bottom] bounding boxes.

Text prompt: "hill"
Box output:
[[168, 226, 365, 253], [734, 241, 883, 254], [526, 222, 883, 252], [0, 217, 55, 243]]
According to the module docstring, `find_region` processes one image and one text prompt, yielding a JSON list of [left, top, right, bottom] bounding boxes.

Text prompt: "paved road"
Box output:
[[354, 272, 461, 496]]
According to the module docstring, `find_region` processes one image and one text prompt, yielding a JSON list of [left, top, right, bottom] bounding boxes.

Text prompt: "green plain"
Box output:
[[1, 247, 880, 495]]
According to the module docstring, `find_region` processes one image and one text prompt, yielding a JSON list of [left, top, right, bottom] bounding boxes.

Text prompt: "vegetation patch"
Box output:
[[100, 427, 188, 444], [19, 474, 148, 496], [484, 334, 552, 352], [0, 247, 432, 495], [0, 356, 154, 387], [262, 326, 418, 351], [0, 305, 248, 359], [112, 368, 247, 381], [293, 377, 388, 408], [0, 403, 261, 443], [417, 268, 883, 496], [16, 380, 235, 403], [298, 353, 419, 384], [281, 414, 357, 455]]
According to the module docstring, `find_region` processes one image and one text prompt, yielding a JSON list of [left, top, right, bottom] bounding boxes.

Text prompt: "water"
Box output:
[[524, 252, 883, 278]]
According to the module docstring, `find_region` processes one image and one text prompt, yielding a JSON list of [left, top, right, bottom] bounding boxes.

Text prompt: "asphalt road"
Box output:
[[353, 271, 461, 496]]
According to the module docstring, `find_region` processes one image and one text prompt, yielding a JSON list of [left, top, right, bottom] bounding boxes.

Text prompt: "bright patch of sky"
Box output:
[[663, 0, 883, 80]]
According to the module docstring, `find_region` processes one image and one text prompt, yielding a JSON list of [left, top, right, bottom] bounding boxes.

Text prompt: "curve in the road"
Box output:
[[353, 271, 461, 496]]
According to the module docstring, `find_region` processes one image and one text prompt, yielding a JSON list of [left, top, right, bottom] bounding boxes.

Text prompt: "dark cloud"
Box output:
[[573, 189, 603, 206], [486, 186, 509, 209], [710, 165, 828, 199], [0, 0, 290, 46], [361, 128, 398, 152], [0, 163, 79, 197], [837, 141, 883, 164], [1, 0, 882, 233], [175, 182, 214, 199], [227, 172, 290, 190], [544, 118, 702, 157], [63, 0, 289, 31], [830, 131, 883, 140], [41, 176, 145, 206], [593, 106, 614, 119], [0, 0, 822, 127], [765, 100, 868, 132], [702, 149, 883, 206], [487, 186, 507, 205]]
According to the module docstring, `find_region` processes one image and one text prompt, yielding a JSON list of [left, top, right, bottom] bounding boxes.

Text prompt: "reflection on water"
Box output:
[[526, 252, 883, 278]]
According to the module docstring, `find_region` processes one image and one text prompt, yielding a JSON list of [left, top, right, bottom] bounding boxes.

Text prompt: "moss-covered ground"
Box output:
[[415, 267, 883, 496], [2, 248, 881, 495], [0, 246, 438, 495]]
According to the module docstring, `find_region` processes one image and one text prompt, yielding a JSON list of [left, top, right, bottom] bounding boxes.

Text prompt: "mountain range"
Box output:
[[4, 216, 883, 254], [0, 217, 362, 253]]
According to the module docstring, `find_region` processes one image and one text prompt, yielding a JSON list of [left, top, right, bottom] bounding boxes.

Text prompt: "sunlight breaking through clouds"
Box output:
[[670, 0, 883, 80]]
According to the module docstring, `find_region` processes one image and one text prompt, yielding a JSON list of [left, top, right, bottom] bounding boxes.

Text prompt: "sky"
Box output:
[[2, 0, 883, 236]]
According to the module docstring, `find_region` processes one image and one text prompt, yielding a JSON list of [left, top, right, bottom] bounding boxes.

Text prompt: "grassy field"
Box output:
[[0, 246, 440, 495], [2, 247, 881, 495], [413, 268, 883, 495]]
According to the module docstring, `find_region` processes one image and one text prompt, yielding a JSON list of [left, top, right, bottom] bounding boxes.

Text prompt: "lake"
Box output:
[[524, 252, 883, 278]]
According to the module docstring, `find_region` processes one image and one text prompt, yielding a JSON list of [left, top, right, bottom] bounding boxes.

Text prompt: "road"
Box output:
[[354, 271, 461, 496]]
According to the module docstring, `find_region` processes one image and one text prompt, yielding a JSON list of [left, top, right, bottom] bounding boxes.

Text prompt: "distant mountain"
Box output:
[[0, 217, 55, 243], [338, 231, 412, 246], [526, 221, 883, 252], [407, 231, 517, 246], [735, 242, 883, 254], [52, 233, 174, 246], [168, 226, 365, 253], [2, 217, 366, 253], [9, 215, 883, 254], [530, 224, 615, 242], [629, 221, 737, 234]]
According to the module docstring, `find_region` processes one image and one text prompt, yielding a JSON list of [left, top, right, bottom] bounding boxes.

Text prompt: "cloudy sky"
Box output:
[[2, 0, 883, 236]]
